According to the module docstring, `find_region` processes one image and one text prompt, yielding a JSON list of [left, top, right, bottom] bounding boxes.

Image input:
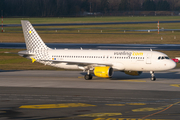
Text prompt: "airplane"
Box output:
[[18, 20, 176, 81]]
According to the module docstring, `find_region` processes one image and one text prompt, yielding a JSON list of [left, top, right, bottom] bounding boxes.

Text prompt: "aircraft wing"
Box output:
[[43, 60, 113, 66]]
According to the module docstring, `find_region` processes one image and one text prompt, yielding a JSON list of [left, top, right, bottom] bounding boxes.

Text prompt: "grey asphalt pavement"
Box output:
[[0, 70, 180, 120]]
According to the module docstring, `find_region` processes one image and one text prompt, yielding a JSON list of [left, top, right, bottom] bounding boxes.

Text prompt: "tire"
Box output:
[[84, 74, 93, 80], [89, 74, 93, 80], [151, 77, 156, 81]]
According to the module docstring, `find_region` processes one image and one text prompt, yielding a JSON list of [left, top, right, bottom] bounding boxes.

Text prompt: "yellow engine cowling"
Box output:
[[124, 71, 142, 76], [94, 66, 113, 78]]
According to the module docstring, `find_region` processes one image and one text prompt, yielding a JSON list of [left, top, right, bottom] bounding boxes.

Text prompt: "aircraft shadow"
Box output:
[[80, 71, 180, 80]]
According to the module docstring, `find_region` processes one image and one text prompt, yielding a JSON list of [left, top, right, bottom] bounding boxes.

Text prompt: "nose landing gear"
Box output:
[[150, 71, 156, 81]]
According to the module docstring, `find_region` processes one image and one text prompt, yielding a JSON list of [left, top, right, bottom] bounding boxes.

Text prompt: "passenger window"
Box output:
[[158, 57, 161, 60]]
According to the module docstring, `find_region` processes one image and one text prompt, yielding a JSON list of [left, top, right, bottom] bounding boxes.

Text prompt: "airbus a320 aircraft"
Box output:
[[18, 20, 176, 81]]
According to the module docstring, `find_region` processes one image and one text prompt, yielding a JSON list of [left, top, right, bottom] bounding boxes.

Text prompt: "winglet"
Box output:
[[31, 57, 36, 63]]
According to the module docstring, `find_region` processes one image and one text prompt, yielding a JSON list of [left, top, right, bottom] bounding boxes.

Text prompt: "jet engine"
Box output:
[[124, 71, 142, 76], [94, 66, 113, 78]]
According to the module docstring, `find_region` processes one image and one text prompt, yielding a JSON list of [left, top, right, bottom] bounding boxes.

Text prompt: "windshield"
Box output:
[[158, 56, 170, 60]]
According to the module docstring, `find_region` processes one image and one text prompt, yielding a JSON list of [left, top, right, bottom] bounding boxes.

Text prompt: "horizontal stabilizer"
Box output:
[[18, 50, 36, 57]]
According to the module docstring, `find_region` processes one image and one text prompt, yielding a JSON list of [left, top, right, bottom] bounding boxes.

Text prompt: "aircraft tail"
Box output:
[[21, 20, 49, 51], [20, 20, 51, 63]]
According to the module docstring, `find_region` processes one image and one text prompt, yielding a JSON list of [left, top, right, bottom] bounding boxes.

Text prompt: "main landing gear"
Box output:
[[84, 70, 93, 80], [150, 71, 156, 81], [84, 74, 93, 80]]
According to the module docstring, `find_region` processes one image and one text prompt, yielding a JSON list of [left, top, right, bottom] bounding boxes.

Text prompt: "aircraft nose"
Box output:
[[169, 60, 176, 69]]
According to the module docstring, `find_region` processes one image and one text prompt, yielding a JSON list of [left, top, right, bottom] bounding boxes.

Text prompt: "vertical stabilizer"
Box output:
[[21, 20, 49, 51]]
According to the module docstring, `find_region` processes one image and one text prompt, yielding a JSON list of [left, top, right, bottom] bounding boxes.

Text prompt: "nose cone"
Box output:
[[169, 60, 176, 69], [157, 60, 176, 71]]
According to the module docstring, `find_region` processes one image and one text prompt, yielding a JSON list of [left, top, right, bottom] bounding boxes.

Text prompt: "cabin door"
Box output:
[[146, 54, 152, 64]]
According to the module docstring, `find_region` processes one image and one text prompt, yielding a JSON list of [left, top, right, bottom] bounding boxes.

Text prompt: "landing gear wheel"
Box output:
[[151, 77, 156, 81], [150, 71, 156, 81], [84, 74, 93, 80]]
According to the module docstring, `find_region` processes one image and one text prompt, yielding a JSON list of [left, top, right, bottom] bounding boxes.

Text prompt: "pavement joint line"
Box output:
[[93, 118, 172, 120], [1, 99, 166, 104], [106, 103, 146, 106], [78, 76, 147, 82], [0, 97, 177, 102], [120, 80, 146, 82], [1, 94, 180, 101]]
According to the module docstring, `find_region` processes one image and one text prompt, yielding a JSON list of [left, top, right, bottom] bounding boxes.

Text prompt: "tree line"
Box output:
[[0, 0, 180, 17]]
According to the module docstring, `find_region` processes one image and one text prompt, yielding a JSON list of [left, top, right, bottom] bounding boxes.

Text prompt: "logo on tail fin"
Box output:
[[31, 57, 36, 63], [21, 20, 50, 51]]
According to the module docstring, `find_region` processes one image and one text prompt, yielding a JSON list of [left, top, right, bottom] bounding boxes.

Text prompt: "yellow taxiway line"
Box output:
[[170, 84, 180, 87], [19, 103, 96, 109], [79, 113, 122, 117]]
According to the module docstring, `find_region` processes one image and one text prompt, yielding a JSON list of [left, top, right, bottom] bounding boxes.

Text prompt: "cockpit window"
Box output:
[[165, 57, 170, 59], [158, 56, 170, 60]]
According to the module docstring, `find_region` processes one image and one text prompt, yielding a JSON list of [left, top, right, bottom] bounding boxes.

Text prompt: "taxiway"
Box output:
[[0, 70, 180, 120]]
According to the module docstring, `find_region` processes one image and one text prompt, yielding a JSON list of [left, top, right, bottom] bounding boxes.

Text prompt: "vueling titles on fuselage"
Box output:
[[114, 51, 143, 57]]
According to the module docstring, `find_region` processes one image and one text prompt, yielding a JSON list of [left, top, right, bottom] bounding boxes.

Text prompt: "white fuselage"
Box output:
[[20, 20, 176, 80], [47, 49, 176, 71]]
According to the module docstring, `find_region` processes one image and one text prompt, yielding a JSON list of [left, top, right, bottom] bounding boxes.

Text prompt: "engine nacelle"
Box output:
[[124, 71, 142, 76], [94, 66, 113, 78]]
